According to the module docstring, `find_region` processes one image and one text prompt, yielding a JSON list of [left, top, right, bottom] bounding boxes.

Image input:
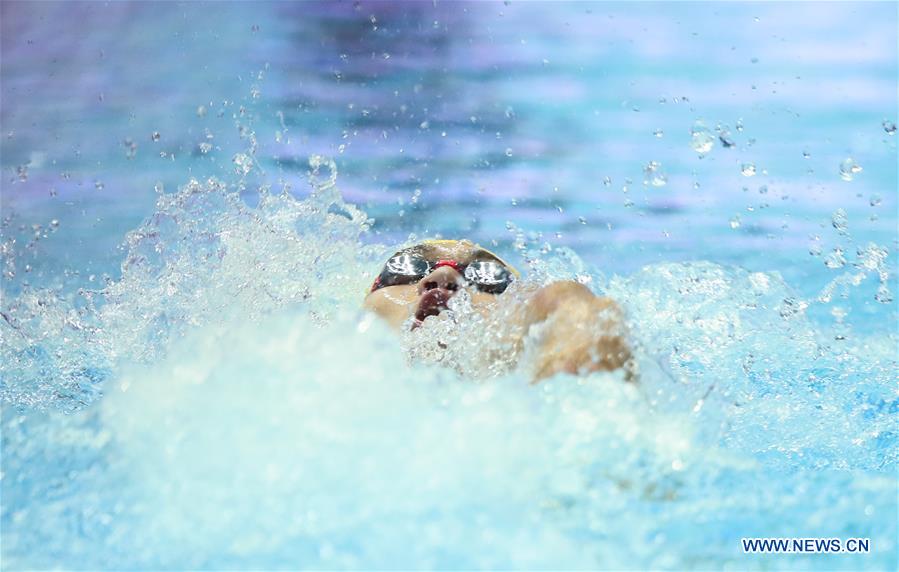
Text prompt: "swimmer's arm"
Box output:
[[514, 281, 633, 382]]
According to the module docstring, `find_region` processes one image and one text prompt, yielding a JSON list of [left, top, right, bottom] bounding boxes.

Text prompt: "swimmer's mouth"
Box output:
[[411, 288, 453, 330]]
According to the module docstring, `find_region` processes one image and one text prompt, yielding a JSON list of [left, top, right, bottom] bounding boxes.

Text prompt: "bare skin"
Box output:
[[363, 240, 633, 382]]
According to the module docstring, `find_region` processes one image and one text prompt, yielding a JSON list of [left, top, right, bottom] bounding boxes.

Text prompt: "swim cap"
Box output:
[[421, 238, 520, 277]]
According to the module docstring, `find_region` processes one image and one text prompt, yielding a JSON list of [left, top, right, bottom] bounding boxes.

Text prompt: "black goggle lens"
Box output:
[[463, 260, 513, 294], [377, 253, 432, 287]]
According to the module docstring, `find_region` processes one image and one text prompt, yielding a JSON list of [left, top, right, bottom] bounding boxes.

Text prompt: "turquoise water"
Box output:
[[1, 2, 896, 569]]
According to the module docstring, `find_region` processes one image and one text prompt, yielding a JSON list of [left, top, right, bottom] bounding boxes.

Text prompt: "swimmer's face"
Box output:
[[363, 240, 517, 330]]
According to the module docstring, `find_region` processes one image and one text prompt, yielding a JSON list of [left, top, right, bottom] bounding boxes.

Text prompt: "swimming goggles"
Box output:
[[370, 242, 518, 294]]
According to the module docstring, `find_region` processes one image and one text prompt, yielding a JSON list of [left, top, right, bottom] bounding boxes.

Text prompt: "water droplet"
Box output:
[[824, 247, 846, 269], [875, 283, 893, 303], [719, 132, 735, 148], [831, 208, 848, 235], [578, 216, 587, 225], [232, 153, 253, 175], [251, 24, 260, 32], [729, 215, 741, 229], [839, 157, 862, 181], [808, 235, 822, 256], [122, 138, 138, 159], [735, 119, 744, 132], [653, 129, 664, 138], [758, 185, 768, 194], [690, 121, 715, 155], [94, 180, 104, 191], [869, 194, 882, 207], [151, 131, 161, 142], [198, 142, 213, 154], [419, 120, 429, 129], [602, 176, 612, 187], [504, 106, 515, 119], [741, 163, 756, 177], [643, 161, 667, 186], [16, 164, 28, 182], [505, 148, 513, 157], [883, 120, 897, 135], [802, 150, 811, 159], [307, 155, 338, 193], [750, 57, 759, 64], [50, 219, 60, 228]]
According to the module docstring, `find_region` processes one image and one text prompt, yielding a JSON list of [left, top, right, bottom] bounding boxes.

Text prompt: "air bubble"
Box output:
[[653, 129, 664, 138], [869, 194, 881, 207], [729, 215, 741, 229], [802, 150, 811, 159], [740, 163, 756, 177], [151, 132, 161, 142], [883, 120, 897, 135], [505, 148, 513, 157]]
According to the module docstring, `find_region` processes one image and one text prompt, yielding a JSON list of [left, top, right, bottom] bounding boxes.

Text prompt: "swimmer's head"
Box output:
[[363, 239, 519, 330]]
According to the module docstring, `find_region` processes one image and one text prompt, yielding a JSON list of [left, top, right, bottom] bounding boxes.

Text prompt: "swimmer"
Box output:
[[363, 239, 633, 381]]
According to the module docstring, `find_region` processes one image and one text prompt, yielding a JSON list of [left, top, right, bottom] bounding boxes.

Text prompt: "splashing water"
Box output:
[[2, 162, 895, 569]]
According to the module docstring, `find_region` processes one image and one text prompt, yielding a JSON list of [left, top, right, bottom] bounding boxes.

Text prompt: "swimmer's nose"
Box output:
[[417, 265, 462, 295]]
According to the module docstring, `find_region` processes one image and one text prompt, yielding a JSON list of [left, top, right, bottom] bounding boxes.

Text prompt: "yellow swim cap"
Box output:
[[420, 238, 520, 277]]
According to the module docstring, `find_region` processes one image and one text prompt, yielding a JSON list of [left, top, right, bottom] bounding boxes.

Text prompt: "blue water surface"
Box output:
[[1, 2, 896, 570]]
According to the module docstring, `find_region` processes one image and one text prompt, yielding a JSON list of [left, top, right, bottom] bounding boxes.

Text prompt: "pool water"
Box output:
[[1, 2, 896, 569]]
